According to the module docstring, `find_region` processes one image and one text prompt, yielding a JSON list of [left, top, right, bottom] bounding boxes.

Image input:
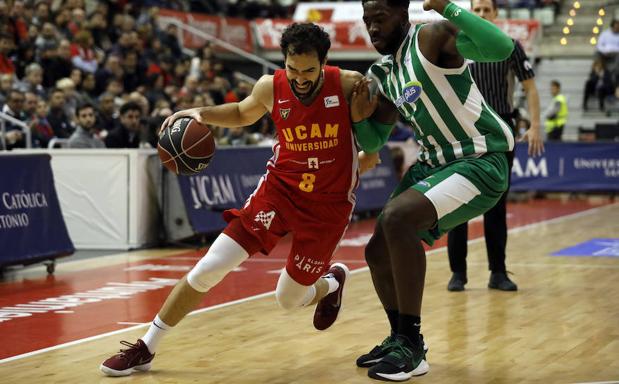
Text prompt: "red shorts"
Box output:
[[223, 176, 354, 286]]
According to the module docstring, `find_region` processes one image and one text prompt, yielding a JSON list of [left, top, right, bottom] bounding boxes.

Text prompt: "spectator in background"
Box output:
[[40, 39, 73, 88], [0, 32, 15, 75], [96, 92, 117, 133], [29, 98, 54, 148], [94, 54, 123, 95], [218, 126, 258, 147], [105, 101, 143, 148], [87, 10, 111, 51], [70, 29, 98, 73], [544, 80, 568, 141], [56, 77, 78, 120], [46, 87, 72, 138], [23, 91, 38, 118], [144, 73, 168, 108], [68, 102, 105, 148], [160, 24, 182, 58], [78, 72, 98, 106], [583, 58, 614, 112], [1, 89, 27, 149], [16, 62, 45, 97], [597, 20, 619, 58], [0, 72, 13, 105], [31, 1, 51, 27], [121, 50, 145, 93], [34, 22, 58, 58]]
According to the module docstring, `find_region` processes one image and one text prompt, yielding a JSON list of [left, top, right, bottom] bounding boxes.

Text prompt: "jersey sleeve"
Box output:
[[510, 40, 535, 82]]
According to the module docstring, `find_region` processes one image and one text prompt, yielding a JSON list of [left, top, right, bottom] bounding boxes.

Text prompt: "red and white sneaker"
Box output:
[[100, 339, 155, 377], [313, 263, 350, 330]]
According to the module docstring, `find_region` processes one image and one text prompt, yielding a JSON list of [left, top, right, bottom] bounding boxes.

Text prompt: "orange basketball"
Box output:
[[157, 117, 216, 175]]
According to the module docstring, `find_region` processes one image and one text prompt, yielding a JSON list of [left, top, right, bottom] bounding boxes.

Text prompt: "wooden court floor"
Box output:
[[1, 203, 618, 383]]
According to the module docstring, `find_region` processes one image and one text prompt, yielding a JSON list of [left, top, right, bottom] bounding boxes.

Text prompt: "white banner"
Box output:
[[293, 1, 470, 23]]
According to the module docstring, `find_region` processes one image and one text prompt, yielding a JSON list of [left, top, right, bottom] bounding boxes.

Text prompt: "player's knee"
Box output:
[[275, 270, 311, 311], [186, 258, 230, 293], [365, 235, 382, 267], [187, 265, 223, 293], [381, 204, 410, 233]]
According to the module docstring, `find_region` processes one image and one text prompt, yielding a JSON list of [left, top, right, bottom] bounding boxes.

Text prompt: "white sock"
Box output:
[[324, 275, 339, 294], [142, 315, 172, 354], [300, 285, 317, 307]]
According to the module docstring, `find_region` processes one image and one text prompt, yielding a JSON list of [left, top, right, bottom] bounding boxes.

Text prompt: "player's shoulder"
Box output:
[[256, 74, 275, 87], [338, 69, 363, 97], [339, 69, 363, 84]]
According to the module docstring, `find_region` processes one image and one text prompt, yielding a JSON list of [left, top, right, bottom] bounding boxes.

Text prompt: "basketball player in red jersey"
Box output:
[[100, 23, 384, 377]]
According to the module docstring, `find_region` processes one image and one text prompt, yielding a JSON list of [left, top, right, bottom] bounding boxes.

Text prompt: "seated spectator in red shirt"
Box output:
[[0, 32, 16, 75], [70, 30, 98, 73]]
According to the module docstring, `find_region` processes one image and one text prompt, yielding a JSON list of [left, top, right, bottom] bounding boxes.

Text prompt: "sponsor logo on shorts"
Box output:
[[255, 210, 275, 230], [293, 254, 325, 275]]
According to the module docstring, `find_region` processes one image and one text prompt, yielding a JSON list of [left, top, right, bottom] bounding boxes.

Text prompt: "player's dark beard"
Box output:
[[378, 23, 409, 55], [290, 71, 323, 101]]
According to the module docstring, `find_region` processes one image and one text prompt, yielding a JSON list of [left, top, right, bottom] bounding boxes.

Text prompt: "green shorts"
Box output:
[[389, 152, 509, 246]]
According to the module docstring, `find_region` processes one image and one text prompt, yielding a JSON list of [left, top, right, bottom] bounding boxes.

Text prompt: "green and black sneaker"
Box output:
[[367, 335, 429, 382], [357, 334, 428, 368]]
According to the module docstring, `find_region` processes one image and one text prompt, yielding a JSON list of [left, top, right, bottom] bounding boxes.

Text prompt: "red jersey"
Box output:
[[269, 65, 358, 204]]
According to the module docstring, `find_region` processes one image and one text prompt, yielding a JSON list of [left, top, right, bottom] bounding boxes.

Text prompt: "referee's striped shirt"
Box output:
[[468, 39, 535, 116]]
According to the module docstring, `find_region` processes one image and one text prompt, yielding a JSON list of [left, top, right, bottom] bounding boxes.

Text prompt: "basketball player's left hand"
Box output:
[[358, 151, 381, 174], [520, 123, 544, 157], [351, 77, 379, 122]]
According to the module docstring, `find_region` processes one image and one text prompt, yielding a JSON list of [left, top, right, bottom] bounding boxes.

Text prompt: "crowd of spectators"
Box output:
[[0, 0, 276, 151]]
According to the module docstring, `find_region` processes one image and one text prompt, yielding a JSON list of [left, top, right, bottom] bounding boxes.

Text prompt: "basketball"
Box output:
[[157, 117, 216, 175]]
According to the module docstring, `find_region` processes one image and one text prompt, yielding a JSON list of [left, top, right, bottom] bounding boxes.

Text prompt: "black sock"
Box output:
[[398, 314, 421, 346], [385, 309, 399, 335]]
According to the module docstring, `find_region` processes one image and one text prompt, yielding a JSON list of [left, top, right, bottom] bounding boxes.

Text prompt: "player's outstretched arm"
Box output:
[[423, 0, 514, 63], [161, 75, 272, 131], [349, 76, 399, 154]]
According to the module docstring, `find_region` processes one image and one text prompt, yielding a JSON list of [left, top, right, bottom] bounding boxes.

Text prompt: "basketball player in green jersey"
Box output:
[[350, 0, 515, 381]]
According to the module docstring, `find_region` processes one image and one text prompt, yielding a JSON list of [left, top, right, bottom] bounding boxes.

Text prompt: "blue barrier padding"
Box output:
[[0, 154, 74, 266], [511, 142, 619, 191]]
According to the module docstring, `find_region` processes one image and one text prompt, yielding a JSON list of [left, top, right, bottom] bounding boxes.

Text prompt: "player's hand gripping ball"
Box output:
[[157, 117, 216, 175]]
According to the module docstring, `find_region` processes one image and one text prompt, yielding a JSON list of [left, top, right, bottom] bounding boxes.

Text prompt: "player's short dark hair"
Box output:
[[119, 101, 142, 116], [280, 23, 331, 63], [361, 0, 410, 9], [551, 80, 561, 88], [76, 102, 95, 115]]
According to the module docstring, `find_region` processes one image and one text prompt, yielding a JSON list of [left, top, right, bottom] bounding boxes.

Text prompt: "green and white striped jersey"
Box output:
[[370, 24, 514, 167]]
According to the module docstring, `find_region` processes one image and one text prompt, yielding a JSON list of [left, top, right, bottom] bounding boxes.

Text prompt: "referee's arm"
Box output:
[[511, 41, 544, 156]]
